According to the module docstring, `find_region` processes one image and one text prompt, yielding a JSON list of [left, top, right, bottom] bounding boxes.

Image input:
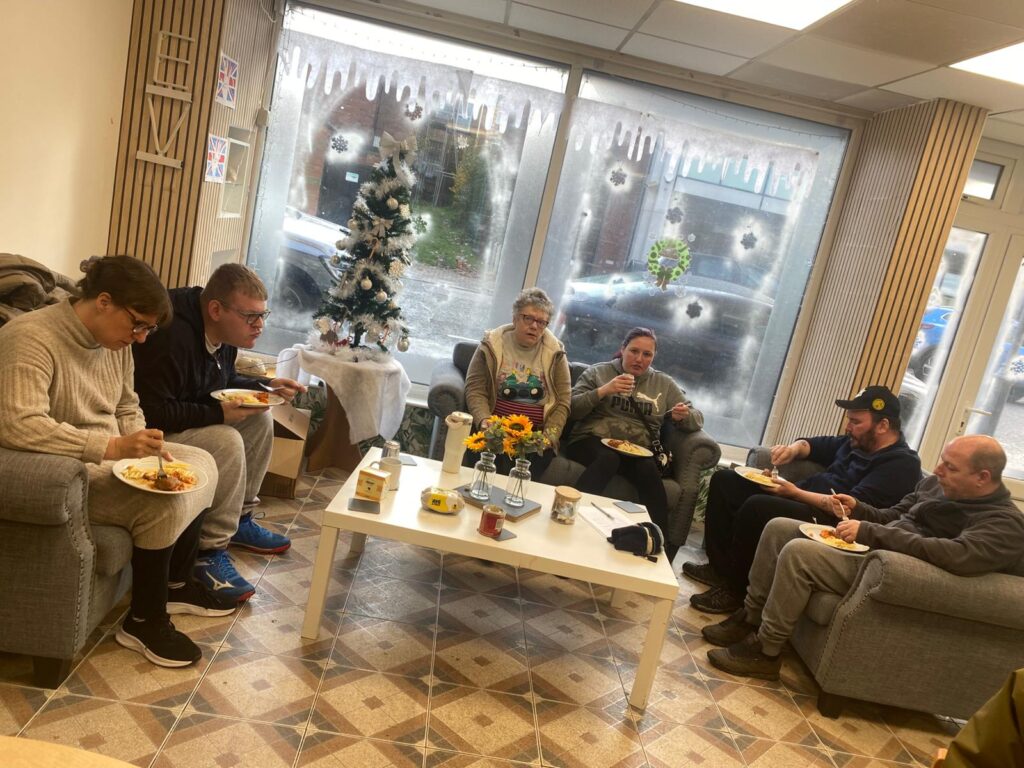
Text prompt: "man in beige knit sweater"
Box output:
[[0, 256, 236, 668]]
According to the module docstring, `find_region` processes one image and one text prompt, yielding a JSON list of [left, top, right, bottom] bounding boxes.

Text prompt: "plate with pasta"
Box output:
[[601, 438, 654, 457], [113, 457, 209, 495], [211, 388, 283, 407], [799, 523, 869, 553], [734, 466, 780, 488]]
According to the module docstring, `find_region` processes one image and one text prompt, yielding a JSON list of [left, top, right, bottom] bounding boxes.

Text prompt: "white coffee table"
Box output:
[[301, 449, 680, 710]]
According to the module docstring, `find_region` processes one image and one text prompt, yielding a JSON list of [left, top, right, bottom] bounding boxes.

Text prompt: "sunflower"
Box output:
[[502, 436, 518, 457], [464, 432, 486, 452], [502, 413, 533, 434]]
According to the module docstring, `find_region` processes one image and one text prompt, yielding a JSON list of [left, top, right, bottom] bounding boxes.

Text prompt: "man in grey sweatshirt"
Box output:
[[700, 435, 1024, 680]]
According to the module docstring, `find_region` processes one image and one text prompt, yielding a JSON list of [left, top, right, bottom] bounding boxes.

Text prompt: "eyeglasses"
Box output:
[[121, 306, 159, 336], [518, 313, 549, 328], [221, 303, 272, 326]]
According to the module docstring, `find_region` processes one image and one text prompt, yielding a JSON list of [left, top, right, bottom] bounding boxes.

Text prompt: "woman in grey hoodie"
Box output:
[[566, 327, 704, 562]]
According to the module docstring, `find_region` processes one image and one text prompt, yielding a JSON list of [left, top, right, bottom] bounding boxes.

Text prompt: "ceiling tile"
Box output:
[[836, 88, 923, 112], [884, 67, 1024, 112], [910, 0, 1024, 28], [406, 0, 507, 24], [509, 3, 629, 50], [515, 0, 653, 29], [810, 0, 1024, 65], [637, 2, 793, 58], [621, 34, 748, 76], [759, 34, 933, 86], [730, 61, 866, 102]]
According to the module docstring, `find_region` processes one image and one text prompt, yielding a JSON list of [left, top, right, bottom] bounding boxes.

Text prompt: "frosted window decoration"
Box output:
[[568, 96, 819, 199], [278, 22, 565, 138]]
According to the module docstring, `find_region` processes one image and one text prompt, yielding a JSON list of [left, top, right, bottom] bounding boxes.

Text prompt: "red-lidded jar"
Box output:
[[477, 504, 506, 538]]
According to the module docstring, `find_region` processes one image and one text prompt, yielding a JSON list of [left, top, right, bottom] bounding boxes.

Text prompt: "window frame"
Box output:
[[246, 0, 869, 454]]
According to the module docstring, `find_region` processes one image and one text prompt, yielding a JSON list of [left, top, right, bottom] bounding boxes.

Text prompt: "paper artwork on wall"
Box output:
[[205, 134, 228, 183], [215, 53, 238, 108]]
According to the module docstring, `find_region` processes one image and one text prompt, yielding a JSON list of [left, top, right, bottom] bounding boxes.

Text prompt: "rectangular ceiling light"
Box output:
[[952, 42, 1024, 86], [672, 1, 854, 30]]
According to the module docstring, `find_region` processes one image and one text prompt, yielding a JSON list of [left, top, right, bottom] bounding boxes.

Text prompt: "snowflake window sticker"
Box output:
[[1008, 355, 1024, 381], [609, 167, 627, 187], [741, 230, 758, 250], [330, 135, 349, 153], [404, 104, 423, 121], [665, 206, 684, 224], [647, 238, 691, 290]]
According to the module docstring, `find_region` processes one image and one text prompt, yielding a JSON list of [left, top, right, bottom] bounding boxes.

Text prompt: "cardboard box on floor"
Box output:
[[258, 403, 311, 499]]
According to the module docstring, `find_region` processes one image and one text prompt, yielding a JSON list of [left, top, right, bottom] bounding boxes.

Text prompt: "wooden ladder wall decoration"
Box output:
[[136, 30, 195, 169]]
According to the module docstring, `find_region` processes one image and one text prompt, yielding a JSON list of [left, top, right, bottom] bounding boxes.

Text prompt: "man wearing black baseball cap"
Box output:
[[684, 384, 921, 614]]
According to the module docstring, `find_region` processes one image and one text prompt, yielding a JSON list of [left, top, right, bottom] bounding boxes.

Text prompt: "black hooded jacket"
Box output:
[[132, 287, 260, 433]]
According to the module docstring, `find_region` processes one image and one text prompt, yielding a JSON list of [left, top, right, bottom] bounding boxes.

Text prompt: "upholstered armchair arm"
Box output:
[[0, 447, 88, 526], [427, 359, 467, 420], [856, 550, 1024, 631], [746, 446, 823, 483], [666, 428, 721, 544]]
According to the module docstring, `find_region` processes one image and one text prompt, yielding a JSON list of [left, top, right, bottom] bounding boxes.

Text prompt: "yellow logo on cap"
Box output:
[[872, 398, 885, 411]]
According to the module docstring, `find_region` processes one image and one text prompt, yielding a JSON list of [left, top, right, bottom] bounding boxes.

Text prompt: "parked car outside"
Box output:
[[910, 306, 1024, 401], [553, 253, 775, 384], [268, 207, 347, 330]]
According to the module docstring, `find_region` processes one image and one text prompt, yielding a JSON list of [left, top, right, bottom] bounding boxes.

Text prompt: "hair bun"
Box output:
[[79, 256, 102, 274]]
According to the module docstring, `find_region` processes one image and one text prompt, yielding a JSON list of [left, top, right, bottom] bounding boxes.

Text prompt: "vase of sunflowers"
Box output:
[[464, 414, 549, 507]]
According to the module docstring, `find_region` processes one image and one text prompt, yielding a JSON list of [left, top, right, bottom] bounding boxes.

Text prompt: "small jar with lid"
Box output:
[[551, 485, 581, 525]]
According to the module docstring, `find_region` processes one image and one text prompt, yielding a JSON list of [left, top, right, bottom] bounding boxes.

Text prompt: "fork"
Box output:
[[259, 382, 288, 392], [830, 487, 849, 522], [156, 452, 168, 481]]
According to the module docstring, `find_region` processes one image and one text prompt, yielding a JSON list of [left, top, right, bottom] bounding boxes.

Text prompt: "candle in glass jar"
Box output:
[[478, 504, 506, 538]]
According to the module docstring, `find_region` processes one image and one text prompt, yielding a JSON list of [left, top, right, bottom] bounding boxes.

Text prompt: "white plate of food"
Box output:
[[211, 388, 283, 407], [113, 457, 209, 495], [601, 438, 654, 458], [735, 465, 780, 488], [799, 523, 869, 553]]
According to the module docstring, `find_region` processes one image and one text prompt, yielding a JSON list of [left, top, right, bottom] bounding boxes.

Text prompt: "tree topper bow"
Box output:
[[380, 132, 417, 162]]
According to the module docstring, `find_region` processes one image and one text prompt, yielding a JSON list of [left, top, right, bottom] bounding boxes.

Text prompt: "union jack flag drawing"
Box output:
[[205, 135, 228, 183], [216, 53, 238, 108]]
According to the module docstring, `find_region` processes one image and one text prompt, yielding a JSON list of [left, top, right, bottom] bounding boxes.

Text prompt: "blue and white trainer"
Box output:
[[230, 512, 291, 554], [193, 549, 255, 602]]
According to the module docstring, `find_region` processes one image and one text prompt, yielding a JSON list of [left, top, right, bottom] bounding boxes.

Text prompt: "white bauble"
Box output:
[[397, 336, 410, 352], [360, 277, 373, 290], [375, 290, 387, 302], [386, 197, 399, 210]]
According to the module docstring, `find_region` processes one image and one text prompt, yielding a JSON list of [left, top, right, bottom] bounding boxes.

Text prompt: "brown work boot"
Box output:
[[701, 608, 757, 647], [707, 634, 781, 681]]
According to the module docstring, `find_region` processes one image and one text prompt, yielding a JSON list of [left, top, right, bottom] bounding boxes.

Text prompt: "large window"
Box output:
[[539, 73, 848, 446], [246, 7, 850, 447], [247, 8, 567, 381]]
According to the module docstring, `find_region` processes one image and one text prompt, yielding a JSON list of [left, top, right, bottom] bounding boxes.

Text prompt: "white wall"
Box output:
[[0, 0, 132, 278]]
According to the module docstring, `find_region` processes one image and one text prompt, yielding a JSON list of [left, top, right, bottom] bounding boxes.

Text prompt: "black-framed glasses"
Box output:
[[518, 313, 549, 328], [221, 302, 272, 326], [121, 306, 159, 336]]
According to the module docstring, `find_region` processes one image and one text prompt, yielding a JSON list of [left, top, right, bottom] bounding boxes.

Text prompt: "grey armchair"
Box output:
[[748, 447, 1024, 719], [0, 446, 133, 686], [428, 341, 722, 545]]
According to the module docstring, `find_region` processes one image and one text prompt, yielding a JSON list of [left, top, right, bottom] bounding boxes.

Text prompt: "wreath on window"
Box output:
[[647, 238, 691, 290]]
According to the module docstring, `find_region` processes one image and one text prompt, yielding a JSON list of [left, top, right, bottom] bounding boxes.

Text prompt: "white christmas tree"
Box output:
[[312, 132, 417, 355]]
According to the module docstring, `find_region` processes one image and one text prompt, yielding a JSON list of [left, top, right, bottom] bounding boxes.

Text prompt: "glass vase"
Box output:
[[469, 452, 497, 501], [504, 458, 532, 508]]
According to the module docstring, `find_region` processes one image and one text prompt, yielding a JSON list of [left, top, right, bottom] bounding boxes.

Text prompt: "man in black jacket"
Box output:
[[683, 386, 921, 614], [702, 435, 1024, 680], [133, 264, 305, 601]]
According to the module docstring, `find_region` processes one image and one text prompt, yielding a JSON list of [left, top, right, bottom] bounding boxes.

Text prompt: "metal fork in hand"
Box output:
[[156, 453, 168, 480], [830, 487, 848, 522]]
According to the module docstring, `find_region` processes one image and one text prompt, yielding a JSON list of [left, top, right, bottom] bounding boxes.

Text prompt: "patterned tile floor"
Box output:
[[0, 466, 961, 767]]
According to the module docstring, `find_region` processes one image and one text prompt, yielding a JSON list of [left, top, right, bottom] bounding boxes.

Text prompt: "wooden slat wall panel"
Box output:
[[775, 99, 985, 439], [851, 100, 987, 396], [107, 0, 226, 288], [190, 0, 278, 284]]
